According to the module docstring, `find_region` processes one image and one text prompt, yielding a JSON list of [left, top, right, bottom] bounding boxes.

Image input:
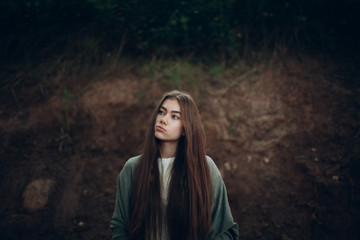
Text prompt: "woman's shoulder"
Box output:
[[126, 155, 142, 165], [120, 155, 142, 174], [205, 155, 226, 192], [205, 155, 222, 177]]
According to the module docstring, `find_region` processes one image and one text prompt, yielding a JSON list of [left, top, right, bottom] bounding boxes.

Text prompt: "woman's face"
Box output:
[[154, 98, 184, 142]]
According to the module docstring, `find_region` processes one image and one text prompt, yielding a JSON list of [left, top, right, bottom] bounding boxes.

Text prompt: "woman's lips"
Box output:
[[156, 126, 166, 132]]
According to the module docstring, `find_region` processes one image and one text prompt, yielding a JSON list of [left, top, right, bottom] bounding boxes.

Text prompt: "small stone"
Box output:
[[264, 157, 270, 164], [23, 178, 55, 212], [224, 162, 231, 171], [311, 148, 317, 152], [78, 221, 85, 227], [232, 163, 238, 170]]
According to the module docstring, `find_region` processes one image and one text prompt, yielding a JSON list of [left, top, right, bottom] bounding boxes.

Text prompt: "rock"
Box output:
[[23, 178, 55, 212], [224, 162, 231, 172], [332, 175, 339, 182]]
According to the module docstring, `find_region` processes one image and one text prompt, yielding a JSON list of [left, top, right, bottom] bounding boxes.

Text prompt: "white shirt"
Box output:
[[157, 157, 174, 239], [158, 157, 174, 205]]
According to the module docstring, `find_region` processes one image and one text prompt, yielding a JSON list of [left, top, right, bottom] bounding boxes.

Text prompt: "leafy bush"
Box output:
[[1, 0, 359, 63]]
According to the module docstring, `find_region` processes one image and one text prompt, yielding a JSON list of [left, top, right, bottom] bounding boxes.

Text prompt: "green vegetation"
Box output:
[[1, 0, 359, 65], [58, 88, 73, 154], [139, 58, 205, 91]]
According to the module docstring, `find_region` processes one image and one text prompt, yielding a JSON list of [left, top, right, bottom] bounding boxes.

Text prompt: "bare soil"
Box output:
[[0, 55, 359, 240]]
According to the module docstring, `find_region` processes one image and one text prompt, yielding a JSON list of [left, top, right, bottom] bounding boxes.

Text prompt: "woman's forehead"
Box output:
[[161, 98, 181, 112]]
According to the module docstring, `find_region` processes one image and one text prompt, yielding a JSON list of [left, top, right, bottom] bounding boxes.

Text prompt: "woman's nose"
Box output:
[[160, 115, 168, 125]]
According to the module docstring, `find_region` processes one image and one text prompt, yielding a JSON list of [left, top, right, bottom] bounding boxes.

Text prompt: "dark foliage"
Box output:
[[1, 0, 359, 63]]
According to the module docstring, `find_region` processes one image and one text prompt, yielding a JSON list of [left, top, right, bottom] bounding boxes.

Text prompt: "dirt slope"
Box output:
[[0, 55, 359, 240]]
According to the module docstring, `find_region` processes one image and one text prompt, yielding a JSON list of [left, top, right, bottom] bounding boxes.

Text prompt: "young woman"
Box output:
[[111, 90, 239, 240]]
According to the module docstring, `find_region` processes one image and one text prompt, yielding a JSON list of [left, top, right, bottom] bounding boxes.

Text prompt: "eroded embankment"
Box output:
[[0, 56, 359, 240]]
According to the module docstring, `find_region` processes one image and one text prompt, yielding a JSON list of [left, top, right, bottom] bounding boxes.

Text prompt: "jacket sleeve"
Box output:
[[207, 156, 239, 240], [110, 157, 138, 240]]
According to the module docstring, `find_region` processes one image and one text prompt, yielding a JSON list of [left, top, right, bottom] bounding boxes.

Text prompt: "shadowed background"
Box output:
[[0, 0, 359, 239]]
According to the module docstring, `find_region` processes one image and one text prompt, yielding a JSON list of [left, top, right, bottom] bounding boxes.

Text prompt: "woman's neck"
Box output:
[[159, 141, 178, 158]]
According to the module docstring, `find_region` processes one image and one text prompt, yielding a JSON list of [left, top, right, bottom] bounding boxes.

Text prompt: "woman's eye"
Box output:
[[172, 115, 180, 120], [158, 110, 165, 115]]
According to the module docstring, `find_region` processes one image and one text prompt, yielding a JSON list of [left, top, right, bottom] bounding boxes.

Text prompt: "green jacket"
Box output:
[[110, 155, 239, 239]]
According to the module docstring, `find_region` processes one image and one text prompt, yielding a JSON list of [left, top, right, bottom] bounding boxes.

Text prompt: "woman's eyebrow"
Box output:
[[171, 110, 181, 115], [160, 106, 181, 114]]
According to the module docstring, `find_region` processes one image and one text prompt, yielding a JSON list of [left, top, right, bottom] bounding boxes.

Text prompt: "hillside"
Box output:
[[0, 53, 359, 239]]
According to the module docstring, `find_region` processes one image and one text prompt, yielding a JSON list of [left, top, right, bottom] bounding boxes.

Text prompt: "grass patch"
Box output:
[[138, 58, 206, 92]]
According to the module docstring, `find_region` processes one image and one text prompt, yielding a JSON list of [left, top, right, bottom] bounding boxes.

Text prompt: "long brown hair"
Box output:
[[128, 90, 212, 240]]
